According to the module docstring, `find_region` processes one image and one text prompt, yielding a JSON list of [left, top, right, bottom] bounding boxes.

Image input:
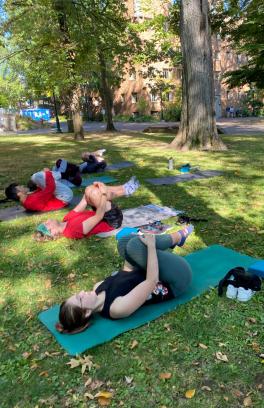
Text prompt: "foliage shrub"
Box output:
[[163, 102, 182, 121], [16, 115, 50, 130], [136, 97, 149, 115]]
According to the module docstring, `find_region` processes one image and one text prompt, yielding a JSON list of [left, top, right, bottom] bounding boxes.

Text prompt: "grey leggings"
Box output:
[[117, 234, 192, 297]]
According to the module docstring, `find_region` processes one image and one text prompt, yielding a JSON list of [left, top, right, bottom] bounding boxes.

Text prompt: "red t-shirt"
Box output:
[[62, 210, 114, 239], [23, 171, 67, 212]]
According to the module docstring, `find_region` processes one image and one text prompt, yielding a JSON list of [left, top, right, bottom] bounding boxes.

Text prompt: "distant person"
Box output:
[[5, 169, 73, 212], [80, 149, 107, 173], [226, 106, 230, 118], [229, 106, 235, 118], [53, 159, 82, 187]]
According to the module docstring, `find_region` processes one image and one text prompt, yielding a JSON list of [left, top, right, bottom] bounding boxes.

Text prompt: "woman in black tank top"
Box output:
[[56, 227, 193, 334]]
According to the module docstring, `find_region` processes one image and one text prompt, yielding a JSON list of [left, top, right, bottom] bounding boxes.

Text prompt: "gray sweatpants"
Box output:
[[31, 171, 73, 203], [117, 234, 192, 297]]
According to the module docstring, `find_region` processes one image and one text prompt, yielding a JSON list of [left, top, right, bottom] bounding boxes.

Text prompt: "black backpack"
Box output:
[[218, 266, 262, 296]]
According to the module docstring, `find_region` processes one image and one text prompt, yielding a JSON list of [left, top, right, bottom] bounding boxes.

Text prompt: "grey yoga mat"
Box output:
[[145, 170, 223, 185], [105, 161, 135, 171]]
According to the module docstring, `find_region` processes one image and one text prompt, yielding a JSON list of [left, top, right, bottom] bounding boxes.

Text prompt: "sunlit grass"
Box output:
[[0, 131, 263, 407]]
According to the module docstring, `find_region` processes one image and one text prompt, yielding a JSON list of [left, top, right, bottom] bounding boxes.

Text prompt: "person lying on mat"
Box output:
[[80, 149, 107, 174], [5, 169, 73, 212], [52, 159, 82, 187], [35, 177, 140, 240], [56, 227, 194, 333], [53, 152, 106, 185]]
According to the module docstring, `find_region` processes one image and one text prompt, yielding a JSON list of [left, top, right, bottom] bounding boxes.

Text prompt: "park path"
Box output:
[[1, 117, 264, 136]]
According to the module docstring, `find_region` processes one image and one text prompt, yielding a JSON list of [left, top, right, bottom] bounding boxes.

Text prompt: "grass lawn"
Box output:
[[0, 130, 263, 408]]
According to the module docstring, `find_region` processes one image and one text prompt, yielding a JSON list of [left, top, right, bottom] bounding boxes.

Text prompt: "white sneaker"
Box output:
[[226, 284, 238, 299], [237, 287, 255, 302]]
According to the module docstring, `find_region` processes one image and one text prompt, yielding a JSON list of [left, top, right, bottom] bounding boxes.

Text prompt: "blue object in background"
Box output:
[[116, 227, 139, 240], [21, 108, 51, 121], [180, 163, 191, 173], [248, 260, 264, 278]]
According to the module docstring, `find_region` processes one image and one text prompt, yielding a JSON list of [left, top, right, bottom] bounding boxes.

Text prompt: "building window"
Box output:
[[131, 93, 138, 103], [214, 51, 220, 60], [134, 0, 142, 17], [166, 92, 173, 102], [237, 54, 242, 64], [163, 69, 170, 79], [150, 92, 158, 102]]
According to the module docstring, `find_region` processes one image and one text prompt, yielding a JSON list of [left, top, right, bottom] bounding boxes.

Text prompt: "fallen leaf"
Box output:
[[185, 389, 196, 399], [248, 317, 257, 324], [233, 389, 244, 397], [159, 372, 172, 380], [84, 393, 94, 400], [219, 342, 226, 347], [95, 392, 113, 399], [30, 363, 39, 370], [98, 397, 111, 406], [39, 370, 49, 377], [125, 376, 133, 384], [201, 386, 211, 392], [130, 340, 138, 350], [84, 377, 92, 387], [22, 351, 32, 359], [67, 273, 76, 280], [164, 323, 171, 331], [215, 351, 228, 362], [224, 396, 229, 401], [251, 342, 260, 353], [90, 380, 104, 390], [67, 358, 81, 369], [32, 344, 39, 352], [243, 396, 253, 406], [199, 343, 208, 350]]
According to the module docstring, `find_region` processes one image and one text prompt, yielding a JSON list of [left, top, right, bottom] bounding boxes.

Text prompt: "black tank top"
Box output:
[[95, 270, 173, 319]]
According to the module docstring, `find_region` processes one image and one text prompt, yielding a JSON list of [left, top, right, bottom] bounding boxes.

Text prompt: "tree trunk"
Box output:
[[53, 0, 83, 139], [99, 53, 116, 132], [170, 0, 226, 151], [70, 86, 84, 140]]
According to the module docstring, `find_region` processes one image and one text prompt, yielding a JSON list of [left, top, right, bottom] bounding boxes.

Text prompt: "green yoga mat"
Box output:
[[38, 245, 256, 355], [80, 175, 117, 187]]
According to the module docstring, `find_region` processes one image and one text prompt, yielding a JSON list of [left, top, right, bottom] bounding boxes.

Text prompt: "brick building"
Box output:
[[113, 0, 247, 118]]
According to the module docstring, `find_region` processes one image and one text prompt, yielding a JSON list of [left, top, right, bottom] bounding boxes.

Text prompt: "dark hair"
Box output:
[[27, 179, 38, 192], [56, 301, 91, 334], [5, 183, 19, 201]]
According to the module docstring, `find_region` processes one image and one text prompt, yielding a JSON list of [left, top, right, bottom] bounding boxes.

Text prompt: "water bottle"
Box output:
[[168, 157, 174, 170]]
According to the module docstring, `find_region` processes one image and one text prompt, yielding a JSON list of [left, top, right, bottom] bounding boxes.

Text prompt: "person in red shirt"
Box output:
[[5, 169, 73, 212], [35, 177, 140, 240]]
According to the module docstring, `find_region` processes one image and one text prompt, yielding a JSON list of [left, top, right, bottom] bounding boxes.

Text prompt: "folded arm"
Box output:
[[111, 235, 159, 318]]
